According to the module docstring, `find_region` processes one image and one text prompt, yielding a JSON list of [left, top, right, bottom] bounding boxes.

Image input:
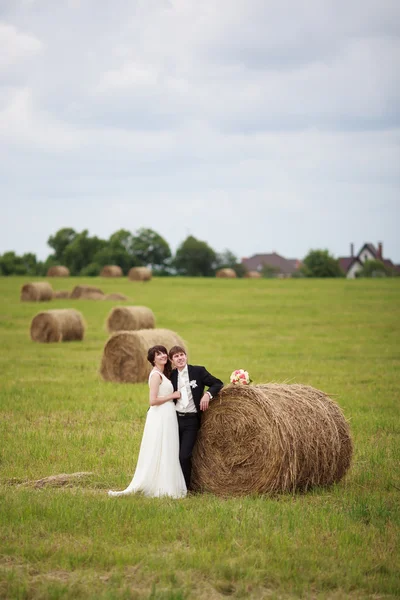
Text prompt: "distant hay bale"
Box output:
[[192, 384, 353, 496], [21, 282, 53, 302], [216, 268, 237, 278], [30, 309, 85, 343], [100, 328, 184, 383], [70, 285, 104, 299], [128, 267, 152, 281], [53, 290, 70, 299], [104, 293, 128, 301], [47, 266, 70, 277], [106, 306, 155, 333], [245, 271, 261, 278], [100, 265, 123, 277]]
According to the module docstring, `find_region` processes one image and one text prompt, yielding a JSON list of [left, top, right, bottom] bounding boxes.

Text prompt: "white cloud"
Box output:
[[0, 22, 43, 71], [0, 0, 399, 263]]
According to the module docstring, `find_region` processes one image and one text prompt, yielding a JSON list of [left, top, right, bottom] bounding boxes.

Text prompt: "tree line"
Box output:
[[0, 227, 246, 277], [0, 228, 397, 278]]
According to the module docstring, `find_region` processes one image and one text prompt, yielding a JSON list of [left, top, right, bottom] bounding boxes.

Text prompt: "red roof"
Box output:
[[241, 253, 301, 275]]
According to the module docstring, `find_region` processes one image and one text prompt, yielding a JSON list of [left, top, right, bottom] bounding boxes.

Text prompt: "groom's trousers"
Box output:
[[177, 413, 200, 490]]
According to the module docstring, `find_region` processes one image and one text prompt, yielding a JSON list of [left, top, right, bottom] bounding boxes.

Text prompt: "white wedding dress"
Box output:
[[108, 369, 187, 499]]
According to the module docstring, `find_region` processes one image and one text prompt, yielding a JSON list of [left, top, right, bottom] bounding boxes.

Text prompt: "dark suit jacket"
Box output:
[[171, 365, 223, 414]]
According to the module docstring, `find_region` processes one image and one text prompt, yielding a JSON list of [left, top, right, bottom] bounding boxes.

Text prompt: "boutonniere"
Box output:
[[189, 380, 198, 389]]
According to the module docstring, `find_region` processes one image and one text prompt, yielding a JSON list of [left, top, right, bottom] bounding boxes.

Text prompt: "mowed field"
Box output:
[[0, 276, 399, 600]]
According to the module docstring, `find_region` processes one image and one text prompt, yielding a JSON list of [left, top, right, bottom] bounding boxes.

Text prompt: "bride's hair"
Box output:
[[147, 345, 172, 379]]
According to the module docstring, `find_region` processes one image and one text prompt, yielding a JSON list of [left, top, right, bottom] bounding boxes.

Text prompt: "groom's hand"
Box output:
[[200, 394, 210, 411]]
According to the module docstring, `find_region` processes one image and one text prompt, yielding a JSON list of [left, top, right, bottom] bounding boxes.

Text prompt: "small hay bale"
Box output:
[[106, 306, 155, 333], [192, 384, 353, 496], [104, 293, 128, 301], [216, 268, 237, 278], [245, 271, 261, 278], [100, 265, 123, 277], [30, 309, 85, 343], [47, 266, 70, 277], [70, 285, 104, 299], [53, 290, 70, 299], [128, 267, 152, 281], [21, 282, 53, 302], [100, 328, 184, 383]]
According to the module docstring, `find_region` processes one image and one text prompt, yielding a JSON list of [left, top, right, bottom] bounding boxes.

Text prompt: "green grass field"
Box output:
[[0, 276, 399, 599]]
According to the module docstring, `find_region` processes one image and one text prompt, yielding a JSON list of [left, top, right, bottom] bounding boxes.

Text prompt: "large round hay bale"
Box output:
[[47, 266, 70, 277], [21, 282, 53, 302], [216, 268, 237, 278], [70, 285, 104, 299], [128, 267, 152, 281], [53, 290, 70, 299], [100, 265, 123, 277], [106, 306, 155, 333], [245, 270, 261, 278], [30, 309, 85, 343], [192, 384, 353, 496], [100, 329, 184, 383]]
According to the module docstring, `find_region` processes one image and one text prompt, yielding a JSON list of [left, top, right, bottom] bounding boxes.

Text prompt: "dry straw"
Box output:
[[70, 285, 105, 300], [53, 290, 70, 299], [216, 268, 237, 278], [128, 267, 152, 281], [100, 265, 123, 277], [106, 306, 155, 333], [21, 282, 53, 302], [30, 309, 85, 343], [21, 472, 94, 489], [100, 328, 184, 383], [192, 383, 353, 496], [104, 293, 128, 301], [245, 271, 261, 278], [47, 266, 70, 277]]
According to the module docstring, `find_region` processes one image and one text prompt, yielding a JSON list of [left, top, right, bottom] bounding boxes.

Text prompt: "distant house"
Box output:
[[339, 242, 399, 278], [241, 253, 301, 278]]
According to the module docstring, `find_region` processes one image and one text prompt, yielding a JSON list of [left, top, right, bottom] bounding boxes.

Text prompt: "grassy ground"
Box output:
[[0, 276, 399, 599]]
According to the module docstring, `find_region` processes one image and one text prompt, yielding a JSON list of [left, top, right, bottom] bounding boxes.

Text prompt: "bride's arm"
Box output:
[[149, 374, 181, 406]]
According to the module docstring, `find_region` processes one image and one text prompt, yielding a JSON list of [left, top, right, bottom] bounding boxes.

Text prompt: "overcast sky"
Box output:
[[1, 0, 399, 263]]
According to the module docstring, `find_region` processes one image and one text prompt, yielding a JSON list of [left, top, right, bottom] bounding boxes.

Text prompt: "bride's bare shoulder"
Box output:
[[149, 369, 162, 381]]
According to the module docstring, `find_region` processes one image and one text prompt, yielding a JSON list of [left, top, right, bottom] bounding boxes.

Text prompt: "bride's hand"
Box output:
[[172, 391, 181, 400]]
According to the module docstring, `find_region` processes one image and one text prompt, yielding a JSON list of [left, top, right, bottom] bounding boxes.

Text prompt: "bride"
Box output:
[[108, 345, 187, 499]]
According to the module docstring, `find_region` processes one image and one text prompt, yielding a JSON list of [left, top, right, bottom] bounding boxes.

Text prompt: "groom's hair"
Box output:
[[169, 345, 186, 359]]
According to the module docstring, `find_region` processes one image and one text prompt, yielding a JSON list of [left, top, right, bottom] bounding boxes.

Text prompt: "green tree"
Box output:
[[80, 262, 102, 276], [174, 236, 217, 276], [93, 230, 137, 274], [63, 230, 107, 275], [0, 251, 41, 275], [0, 252, 26, 275], [301, 250, 344, 278], [47, 228, 77, 263], [357, 259, 390, 278], [261, 264, 280, 278], [131, 228, 171, 270], [216, 249, 246, 278], [21, 253, 38, 274]]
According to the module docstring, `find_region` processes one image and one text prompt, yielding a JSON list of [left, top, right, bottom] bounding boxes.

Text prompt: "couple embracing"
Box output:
[[109, 345, 223, 499]]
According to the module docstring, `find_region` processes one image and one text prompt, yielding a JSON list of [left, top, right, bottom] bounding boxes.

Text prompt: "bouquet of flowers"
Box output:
[[230, 369, 251, 385]]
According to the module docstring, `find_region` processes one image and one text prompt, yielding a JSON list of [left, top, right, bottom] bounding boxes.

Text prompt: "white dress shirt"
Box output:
[[175, 365, 197, 413]]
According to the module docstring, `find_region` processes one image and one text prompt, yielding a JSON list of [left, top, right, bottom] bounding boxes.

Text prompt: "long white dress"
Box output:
[[108, 369, 187, 499]]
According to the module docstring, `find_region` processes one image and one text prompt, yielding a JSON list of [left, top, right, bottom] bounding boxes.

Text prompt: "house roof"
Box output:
[[358, 243, 378, 258], [338, 256, 362, 273], [241, 253, 300, 274]]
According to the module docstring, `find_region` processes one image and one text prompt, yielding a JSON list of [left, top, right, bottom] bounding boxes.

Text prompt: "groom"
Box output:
[[169, 346, 223, 491]]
